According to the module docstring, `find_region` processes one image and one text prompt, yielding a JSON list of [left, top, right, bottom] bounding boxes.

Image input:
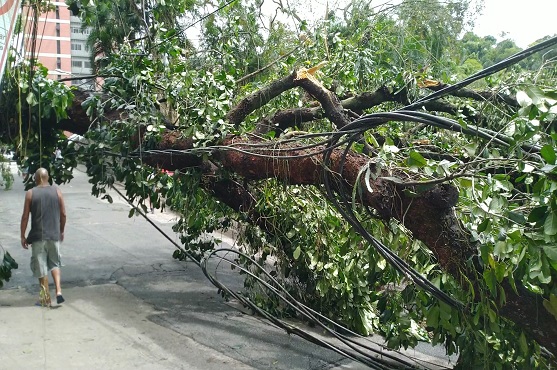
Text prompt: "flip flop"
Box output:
[[56, 295, 65, 304]]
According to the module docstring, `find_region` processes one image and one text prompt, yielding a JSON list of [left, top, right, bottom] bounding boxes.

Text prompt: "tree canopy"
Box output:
[[2, 0, 557, 368]]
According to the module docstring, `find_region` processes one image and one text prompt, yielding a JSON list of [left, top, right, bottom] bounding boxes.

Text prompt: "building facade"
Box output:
[[69, 14, 94, 90], [25, 1, 94, 90]]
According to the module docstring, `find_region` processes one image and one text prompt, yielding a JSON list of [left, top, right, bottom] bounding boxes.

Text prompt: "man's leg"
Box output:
[[46, 241, 65, 304], [51, 268, 62, 296], [38, 276, 51, 306], [31, 241, 51, 306]]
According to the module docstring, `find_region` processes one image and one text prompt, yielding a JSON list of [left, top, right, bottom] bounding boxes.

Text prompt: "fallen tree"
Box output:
[[3, 62, 557, 362], [2, 1, 557, 366]]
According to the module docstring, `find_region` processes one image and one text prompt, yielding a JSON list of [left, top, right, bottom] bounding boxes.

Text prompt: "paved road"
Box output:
[[0, 163, 454, 369]]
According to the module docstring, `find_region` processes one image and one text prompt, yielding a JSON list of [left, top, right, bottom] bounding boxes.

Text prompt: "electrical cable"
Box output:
[[109, 183, 449, 369]]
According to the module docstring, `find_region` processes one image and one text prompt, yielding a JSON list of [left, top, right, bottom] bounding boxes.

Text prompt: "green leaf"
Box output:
[[3, 252, 18, 269], [483, 269, 497, 295], [477, 218, 491, 233], [540, 164, 557, 174], [516, 91, 532, 107], [487, 307, 497, 323], [407, 151, 427, 167], [528, 206, 548, 224], [540, 144, 557, 165], [293, 246, 301, 260], [543, 245, 557, 261], [366, 134, 379, 148], [459, 178, 472, 188], [498, 285, 506, 306], [543, 212, 557, 236], [495, 262, 506, 283], [494, 241, 512, 256], [507, 211, 526, 225], [26, 92, 39, 106], [525, 85, 549, 106], [518, 332, 529, 355], [426, 306, 440, 328], [542, 294, 557, 320], [362, 163, 374, 193]]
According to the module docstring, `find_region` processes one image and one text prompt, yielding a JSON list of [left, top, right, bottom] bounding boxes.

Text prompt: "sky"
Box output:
[[473, 0, 556, 48], [259, 0, 556, 49]]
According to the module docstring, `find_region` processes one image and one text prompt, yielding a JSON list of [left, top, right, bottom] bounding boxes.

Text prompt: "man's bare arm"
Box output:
[[20, 190, 32, 249], [57, 188, 66, 241]]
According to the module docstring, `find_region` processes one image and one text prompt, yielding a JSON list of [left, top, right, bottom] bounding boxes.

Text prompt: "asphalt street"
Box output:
[[0, 162, 455, 369]]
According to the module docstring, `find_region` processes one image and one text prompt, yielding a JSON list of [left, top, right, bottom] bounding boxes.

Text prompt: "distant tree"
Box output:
[[460, 32, 497, 65], [490, 38, 522, 64]]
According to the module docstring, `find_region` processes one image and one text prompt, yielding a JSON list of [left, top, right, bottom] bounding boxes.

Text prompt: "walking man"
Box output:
[[20, 168, 67, 306]]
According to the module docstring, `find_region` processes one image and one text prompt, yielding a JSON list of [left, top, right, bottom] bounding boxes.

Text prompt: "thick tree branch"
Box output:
[[253, 83, 482, 135], [254, 107, 320, 135], [226, 70, 298, 126], [292, 71, 351, 129]]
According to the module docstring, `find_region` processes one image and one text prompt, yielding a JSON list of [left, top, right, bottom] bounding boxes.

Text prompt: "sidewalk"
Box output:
[[0, 285, 254, 370]]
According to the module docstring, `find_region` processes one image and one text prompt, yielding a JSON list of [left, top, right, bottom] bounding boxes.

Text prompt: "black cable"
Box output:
[[108, 181, 448, 369], [110, 185, 201, 268], [201, 248, 432, 369], [313, 37, 557, 312]]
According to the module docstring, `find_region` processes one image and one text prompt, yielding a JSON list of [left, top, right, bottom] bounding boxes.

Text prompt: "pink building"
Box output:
[[24, 1, 93, 89]]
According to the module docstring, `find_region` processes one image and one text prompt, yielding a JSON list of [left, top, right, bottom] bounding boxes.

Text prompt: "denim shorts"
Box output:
[[30, 240, 62, 278]]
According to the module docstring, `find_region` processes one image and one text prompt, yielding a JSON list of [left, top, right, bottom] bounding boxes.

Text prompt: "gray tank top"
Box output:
[[27, 186, 61, 243]]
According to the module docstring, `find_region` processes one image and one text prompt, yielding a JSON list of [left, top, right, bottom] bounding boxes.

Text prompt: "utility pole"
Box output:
[[0, 0, 22, 86]]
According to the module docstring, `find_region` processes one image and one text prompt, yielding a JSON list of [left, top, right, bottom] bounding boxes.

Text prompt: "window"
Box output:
[[72, 60, 82, 68], [71, 27, 91, 35], [83, 61, 91, 69], [71, 43, 82, 51], [56, 58, 61, 69], [84, 45, 90, 52]]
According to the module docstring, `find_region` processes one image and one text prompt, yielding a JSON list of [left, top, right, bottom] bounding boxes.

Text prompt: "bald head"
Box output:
[[35, 168, 49, 185]]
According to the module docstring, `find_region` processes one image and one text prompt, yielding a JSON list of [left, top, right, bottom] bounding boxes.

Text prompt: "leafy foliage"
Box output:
[[0, 60, 76, 188], [0, 251, 18, 288], [3, 0, 557, 368], [0, 160, 14, 190]]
